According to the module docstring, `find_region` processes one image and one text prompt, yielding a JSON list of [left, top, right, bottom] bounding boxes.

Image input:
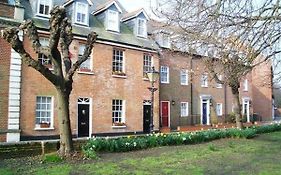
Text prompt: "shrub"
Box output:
[[82, 124, 281, 157], [42, 153, 63, 163]]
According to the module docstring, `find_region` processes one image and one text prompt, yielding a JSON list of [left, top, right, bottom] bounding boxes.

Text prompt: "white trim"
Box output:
[[92, 1, 123, 15], [216, 103, 223, 116], [200, 95, 211, 125], [243, 79, 248, 91], [34, 96, 55, 129], [136, 18, 147, 38], [7, 31, 23, 142], [180, 69, 189, 85], [201, 73, 208, 87], [63, 0, 93, 7], [160, 66, 169, 84], [106, 9, 120, 32], [180, 102, 189, 117], [160, 101, 170, 127]]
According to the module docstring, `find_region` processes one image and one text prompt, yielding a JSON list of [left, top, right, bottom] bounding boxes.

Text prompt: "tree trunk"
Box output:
[[56, 88, 74, 156], [232, 90, 243, 129]]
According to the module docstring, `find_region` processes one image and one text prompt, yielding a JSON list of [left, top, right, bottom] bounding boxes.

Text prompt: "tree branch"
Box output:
[[66, 32, 97, 80], [1, 28, 59, 86]]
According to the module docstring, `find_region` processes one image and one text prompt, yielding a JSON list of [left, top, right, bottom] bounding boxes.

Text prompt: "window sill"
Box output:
[[161, 82, 170, 84], [181, 116, 188, 117], [216, 87, 223, 89], [35, 14, 50, 19], [34, 127, 55, 131], [112, 125, 127, 129], [78, 71, 94, 75], [181, 84, 188, 86], [201, 86, 208, 88], [112, 75, 127, 79], [74, 22, 89, 27], [143, 78, 149, 81]]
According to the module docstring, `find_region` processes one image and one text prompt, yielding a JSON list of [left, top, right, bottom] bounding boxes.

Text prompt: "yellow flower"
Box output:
[[127, 136, 131, 139]]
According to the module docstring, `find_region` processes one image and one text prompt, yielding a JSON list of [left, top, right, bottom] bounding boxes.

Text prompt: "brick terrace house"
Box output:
[[156, 39, 273, 130], [1, 0, 160, 142]]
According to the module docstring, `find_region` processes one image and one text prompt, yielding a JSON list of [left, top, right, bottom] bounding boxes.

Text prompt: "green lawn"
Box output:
[[1, 131, 281, 175]]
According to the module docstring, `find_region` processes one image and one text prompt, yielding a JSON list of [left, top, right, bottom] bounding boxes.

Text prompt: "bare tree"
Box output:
[[1, 6, 97, 156], [153, 0, 280, 128]]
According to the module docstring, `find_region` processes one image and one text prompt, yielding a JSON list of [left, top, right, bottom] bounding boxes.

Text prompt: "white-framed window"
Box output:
[[216, 75, 223, 88], [181, 102, 188, 117], [143, 54, 152, 77], [201, 73, 208, 87], [112, 99, 125, 124], [137, 18, 147, 37], [35, 96, 53, 128], [78, 44, 92, 71], [38, 37, 52, 67], [180, 69, 188, 85], [160, 66, 169, 83], [37, 0, 52, 16], [112, 49, 125, 74], [243, 79, 248, 91], [107, 10, 119, 32], [75, 2, 88, 25], [157, 33, 171, 48], [216, 103, 223, 116]]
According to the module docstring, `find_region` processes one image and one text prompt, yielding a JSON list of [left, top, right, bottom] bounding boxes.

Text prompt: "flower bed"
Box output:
[[82, 124, 281, 157]]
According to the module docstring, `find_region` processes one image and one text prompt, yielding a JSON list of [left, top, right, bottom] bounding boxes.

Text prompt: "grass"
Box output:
[[1, 131, 281, 174]]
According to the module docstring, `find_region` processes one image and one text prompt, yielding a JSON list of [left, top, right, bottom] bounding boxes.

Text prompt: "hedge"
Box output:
[[82, 124, 281, 157]]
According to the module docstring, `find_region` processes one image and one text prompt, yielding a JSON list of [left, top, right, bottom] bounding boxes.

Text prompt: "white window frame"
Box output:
[[201, 73, 208, 87], [143, 54, 153, 77], [35, 96, 54, 129], [137, 18, 147, 38], [160, 66, 169, 84], [216, 75, 223, 88], [75, 2, 89, 25], [107, 9, 119, 32], [180, 69, 188, 85], [37, 0, 52, 17], [78, 44, 92, 72], [112, 49, 125, 74], [181, 102, 189, 117], [38, 37, 52, 68], [216, 103, 223, 116], [112, 99, 126, 124], [243, 79, 248, 91]]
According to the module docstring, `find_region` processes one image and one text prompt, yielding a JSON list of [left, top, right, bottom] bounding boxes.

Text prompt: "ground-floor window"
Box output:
[[35, 96, 53, 128], [112, 99, 125, 125], [181, 102, 188, 117]]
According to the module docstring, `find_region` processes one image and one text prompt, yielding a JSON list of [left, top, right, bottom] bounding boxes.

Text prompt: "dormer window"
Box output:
[[37, 0, 52, 16], [107, 10, 119, 32], [156, 33, 171, 48], [75, 2, 88, 25], [137, 18, 147, 38]]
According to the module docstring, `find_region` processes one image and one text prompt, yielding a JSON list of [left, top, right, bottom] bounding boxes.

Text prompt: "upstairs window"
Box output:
[[160, 66, 169, 83], [143, 54, 152, 77], [201, 74, 208, 87], [137, 18, 147, 37], [38, 37, 52, 68], [107, 10, 119, 32], [75, 2, 88, 25], [112, 49, 125, 75], [216, 75, 223, 88], [78, 44, 92, 72], [180, 69, 188, 85], [243, 79, 248, 91], [38, 0, 51, 16]]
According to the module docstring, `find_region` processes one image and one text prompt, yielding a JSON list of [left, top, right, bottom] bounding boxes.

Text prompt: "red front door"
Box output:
[[161, 101, 169, 127]]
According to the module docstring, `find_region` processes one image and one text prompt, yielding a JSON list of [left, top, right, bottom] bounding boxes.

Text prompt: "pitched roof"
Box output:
[[92, 0, 123, 15], [121, 8, 149, 22], [63, 0, 93, 6]]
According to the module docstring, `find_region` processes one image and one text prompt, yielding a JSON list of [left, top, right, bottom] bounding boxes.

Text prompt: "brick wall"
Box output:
[[0, 2, 14, 19], [20, 36, 159, 139], [0, 37, 11, 142]]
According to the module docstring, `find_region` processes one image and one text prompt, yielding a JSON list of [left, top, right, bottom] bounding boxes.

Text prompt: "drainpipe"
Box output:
[[190, 57, 194, 125], [224, 82, 227, 123]]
